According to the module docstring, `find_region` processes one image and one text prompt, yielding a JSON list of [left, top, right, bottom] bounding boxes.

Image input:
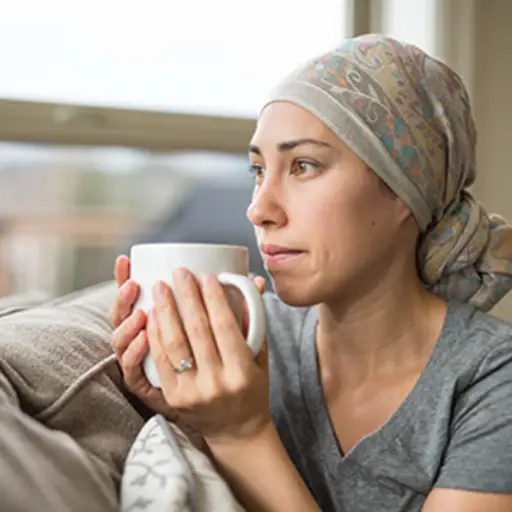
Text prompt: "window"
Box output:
[[380, 0, 437, 55], [0, 0, 348, 118]]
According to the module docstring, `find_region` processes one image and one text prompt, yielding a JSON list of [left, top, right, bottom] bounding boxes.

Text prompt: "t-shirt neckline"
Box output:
[[298, 300, 460, 477]]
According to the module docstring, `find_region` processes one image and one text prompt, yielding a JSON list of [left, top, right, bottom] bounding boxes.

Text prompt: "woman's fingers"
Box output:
[[201, 273, 248, 366], [114, 255, 131, 286], [147, 307, 179, 391], [112, 309, 146, 357], [152, 280, 195, 378], [120, 329, 149, 391], [144, 271, 262, 401], [253, 276, 266, 295], [171, 269, 221, 370], [109, 280, 140, 328]]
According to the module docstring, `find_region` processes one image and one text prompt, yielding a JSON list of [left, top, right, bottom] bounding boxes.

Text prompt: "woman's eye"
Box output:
[[292, 160, 319, 176], [248, 163, 264, 180]]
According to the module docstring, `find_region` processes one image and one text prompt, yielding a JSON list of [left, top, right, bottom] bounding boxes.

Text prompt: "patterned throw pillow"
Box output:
[[121, 415, 246, 512]]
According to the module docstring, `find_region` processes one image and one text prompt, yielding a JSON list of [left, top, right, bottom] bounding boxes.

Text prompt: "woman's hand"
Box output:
[[147, 268, 269, 446], [109, 255, 178, 420]]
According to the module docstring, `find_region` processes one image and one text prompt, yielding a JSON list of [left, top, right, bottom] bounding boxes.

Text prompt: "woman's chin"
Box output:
[[269, 276, 318, 308]]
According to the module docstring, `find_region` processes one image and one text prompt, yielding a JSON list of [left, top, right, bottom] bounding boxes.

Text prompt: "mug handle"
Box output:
[[143, 273, 266, 388], [217, 272, 267, 356]]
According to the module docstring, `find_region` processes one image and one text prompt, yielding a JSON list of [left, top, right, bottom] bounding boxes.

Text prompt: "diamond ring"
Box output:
[[173, 358, 194, 374]]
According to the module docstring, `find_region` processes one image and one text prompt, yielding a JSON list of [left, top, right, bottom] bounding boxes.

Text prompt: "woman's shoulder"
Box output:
[[448, 300, 512, 354], [438, 300, 512, 392], [428, 302, 512, 494]]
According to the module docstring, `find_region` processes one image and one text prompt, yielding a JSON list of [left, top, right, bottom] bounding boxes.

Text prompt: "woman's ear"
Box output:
[[394, 197, 414, 225], [374, 173, 413, 225]]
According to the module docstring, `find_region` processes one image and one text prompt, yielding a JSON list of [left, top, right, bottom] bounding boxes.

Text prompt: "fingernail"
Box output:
[[152, 281, 167, 306], [173, 268, 190, 283]]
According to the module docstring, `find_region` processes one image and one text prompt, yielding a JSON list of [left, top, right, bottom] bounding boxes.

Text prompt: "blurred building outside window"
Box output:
[[0, 143, 263, 295]]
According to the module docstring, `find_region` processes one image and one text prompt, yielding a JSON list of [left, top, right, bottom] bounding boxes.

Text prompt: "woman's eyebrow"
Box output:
[[249, 138, 332, 155]]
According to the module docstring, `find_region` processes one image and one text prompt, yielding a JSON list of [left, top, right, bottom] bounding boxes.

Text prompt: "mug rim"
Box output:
[[131, 243, 248, 252]]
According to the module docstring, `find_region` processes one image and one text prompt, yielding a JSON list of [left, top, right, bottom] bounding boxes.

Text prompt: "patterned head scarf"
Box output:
[[261, 34, 512, 312]]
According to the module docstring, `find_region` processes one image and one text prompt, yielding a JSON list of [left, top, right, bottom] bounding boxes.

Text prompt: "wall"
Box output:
[[471, 0, 512, 320]]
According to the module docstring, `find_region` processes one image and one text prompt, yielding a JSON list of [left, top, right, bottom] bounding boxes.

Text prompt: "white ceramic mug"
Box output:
[[129, 243, 267, 388]]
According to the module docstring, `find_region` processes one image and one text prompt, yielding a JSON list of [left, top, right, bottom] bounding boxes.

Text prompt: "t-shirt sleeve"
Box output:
[[434, 339, 512, 493]]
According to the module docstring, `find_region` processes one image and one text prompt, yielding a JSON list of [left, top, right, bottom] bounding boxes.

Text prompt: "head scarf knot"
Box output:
[[262, 34, 512, 311]]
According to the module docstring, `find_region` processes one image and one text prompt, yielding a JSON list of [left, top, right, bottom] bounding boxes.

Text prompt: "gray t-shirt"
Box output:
[[265, 294, 512, 511]]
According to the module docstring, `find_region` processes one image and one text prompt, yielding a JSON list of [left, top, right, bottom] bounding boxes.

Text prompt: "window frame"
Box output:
[[0, 99, 256, 154], [0, 2, 361, 153]]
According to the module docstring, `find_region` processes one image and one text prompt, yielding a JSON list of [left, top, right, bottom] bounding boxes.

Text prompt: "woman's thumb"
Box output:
[[252, 275, 266, 295]]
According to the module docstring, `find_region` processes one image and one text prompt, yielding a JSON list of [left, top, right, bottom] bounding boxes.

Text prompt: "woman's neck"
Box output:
[[316, 270, 447, 387]]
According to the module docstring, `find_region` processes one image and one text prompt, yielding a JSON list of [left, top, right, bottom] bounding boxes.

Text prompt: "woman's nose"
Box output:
[[247, 179, 286, 229]]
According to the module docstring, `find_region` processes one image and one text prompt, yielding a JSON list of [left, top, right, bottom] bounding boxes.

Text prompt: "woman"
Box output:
[[110, 34, 512, 511]]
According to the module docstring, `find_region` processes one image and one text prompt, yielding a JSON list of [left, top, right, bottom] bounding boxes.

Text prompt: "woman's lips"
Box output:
[[259, 244, 305, 268]]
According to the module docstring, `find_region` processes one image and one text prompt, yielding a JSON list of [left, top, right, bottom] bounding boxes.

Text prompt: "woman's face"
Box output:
[[247, 102, 413, 307]]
